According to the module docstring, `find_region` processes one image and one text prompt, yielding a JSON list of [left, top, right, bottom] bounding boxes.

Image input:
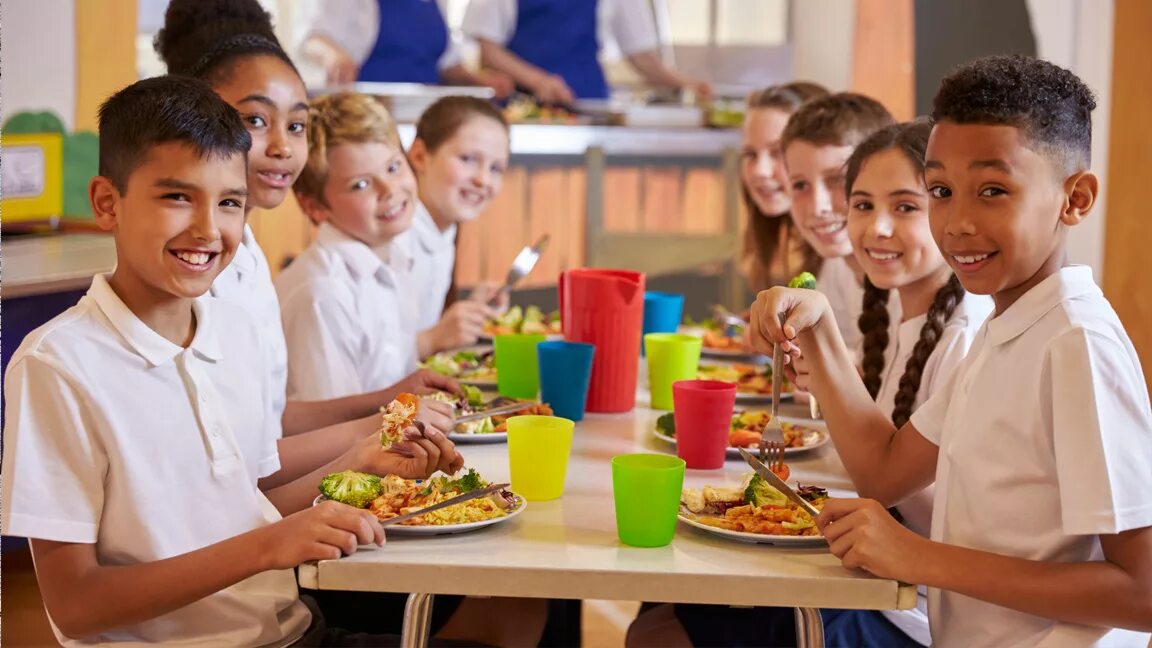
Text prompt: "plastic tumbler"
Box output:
[[645, 333, 703, 410], [507, 415, 575, 501], [537, 340, 595, 422], [495, 333, 546, 399], [641, 292, 685, 355], [612, 453, 686, 547], [672, 380, 737, 469]]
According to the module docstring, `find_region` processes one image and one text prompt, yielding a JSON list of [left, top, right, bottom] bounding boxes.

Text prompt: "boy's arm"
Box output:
[[30, 503, 382, 639], [280, 371, 458, 438], [818, 499, 1152, 631], [750, 287, 939, 505]]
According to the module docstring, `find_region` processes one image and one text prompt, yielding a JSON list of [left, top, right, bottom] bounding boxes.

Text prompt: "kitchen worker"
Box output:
[[462, 0, 711, 104]]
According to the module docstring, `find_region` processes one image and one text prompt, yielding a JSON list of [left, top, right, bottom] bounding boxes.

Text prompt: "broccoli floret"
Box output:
[[788, 272, 817, 290], [444, 467, 487, 493], [319, 470, 383, 508], [743, 473, 787, 507], [656, 412, 676, 437], [462, 385, 484, 406]]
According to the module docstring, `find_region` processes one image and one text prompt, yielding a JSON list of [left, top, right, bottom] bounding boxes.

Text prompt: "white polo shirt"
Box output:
[[873, 292, 993, 646], [398, 202, 457, 332], [275, 222, 420, 401], [910, 266, 1152, 648], [1, 274, 310, 648], [818, 256, 903, 356], [462, 0, 660, 57], [211, 224, 288, 423]]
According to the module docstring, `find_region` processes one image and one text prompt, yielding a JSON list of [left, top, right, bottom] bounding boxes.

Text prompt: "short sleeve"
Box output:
[[461, 0, 516, 44], [279, 283, 366, 402], [1049, 328, 1152, 535], [608, 0, 660, 55], [307, 0, 380, 65], [1, 354, 107, 543], [909, 366, 961, 446]]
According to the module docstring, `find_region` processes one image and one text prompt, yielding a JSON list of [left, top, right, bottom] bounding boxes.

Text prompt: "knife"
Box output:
[[379, 482, 511, 527], [737, 448, 822, 520], [455, 401, 536, 423]]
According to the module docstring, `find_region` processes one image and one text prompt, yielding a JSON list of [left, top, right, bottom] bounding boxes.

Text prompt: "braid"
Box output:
[[858, 277, 891, 399], [890, 274, 964, 427]]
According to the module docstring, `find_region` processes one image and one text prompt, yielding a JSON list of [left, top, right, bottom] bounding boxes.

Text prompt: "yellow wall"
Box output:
[[1103, 0, 1152, 384], [75, 0, 137, 131]]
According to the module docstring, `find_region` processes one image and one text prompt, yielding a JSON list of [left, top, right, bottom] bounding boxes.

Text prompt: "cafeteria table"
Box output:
[[298, 400, 916, 648]]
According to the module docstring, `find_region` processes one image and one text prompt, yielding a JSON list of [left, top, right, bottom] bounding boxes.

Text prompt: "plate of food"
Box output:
[[426, 389, 554, 443], [315, 468, 526, 536], [482, 305, 562, 340], [679, 472, 829, 546], [652, 411, 828, 457], [681, 309, 766, 361], [422, 348, 497, 387], [696, 363, 792, 403]]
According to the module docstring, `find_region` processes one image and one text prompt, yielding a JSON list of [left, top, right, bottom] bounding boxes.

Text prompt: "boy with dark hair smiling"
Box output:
[[0, 76, 451, 647], [751, 55, 1152, 646]]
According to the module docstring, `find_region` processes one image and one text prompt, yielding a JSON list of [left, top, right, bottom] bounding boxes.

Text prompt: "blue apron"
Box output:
[[506, 0, 607, 99], [358, 0, 448, 83]]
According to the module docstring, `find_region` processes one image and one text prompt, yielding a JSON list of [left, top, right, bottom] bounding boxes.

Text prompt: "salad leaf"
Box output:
[[462, 384, 484, 406]]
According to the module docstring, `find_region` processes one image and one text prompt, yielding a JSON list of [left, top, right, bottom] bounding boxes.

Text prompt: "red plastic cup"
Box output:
[[672, 380, 737, 469]]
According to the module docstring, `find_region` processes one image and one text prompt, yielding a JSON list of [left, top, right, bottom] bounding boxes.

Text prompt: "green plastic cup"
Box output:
[[644, 333, 703, 410], [507, 415, 575, 501], [612, 453, 686, 547], [495, 333, 546, 398]]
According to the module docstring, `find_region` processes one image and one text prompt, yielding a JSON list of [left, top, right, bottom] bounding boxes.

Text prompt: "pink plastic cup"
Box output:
[[672, 380, 737, 469]]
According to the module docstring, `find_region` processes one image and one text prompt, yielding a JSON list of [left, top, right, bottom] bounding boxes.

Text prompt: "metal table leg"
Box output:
[[401, 593, 435, 648], [794, 607, 825, 648]]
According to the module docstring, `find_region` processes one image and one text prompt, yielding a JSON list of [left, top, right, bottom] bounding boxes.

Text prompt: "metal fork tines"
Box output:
[[760, 313, 787, 461]]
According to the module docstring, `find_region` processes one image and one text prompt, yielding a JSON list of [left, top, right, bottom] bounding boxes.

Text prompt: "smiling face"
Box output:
[[94, 142, 247, 306], [308, 141, 417, 247], [212, 55, 309, 210], [784, 140, 855, 258], [925, 121, 1078, 311], [848, 148, 946, 301], [740, 107, 793, 217], [410, 115, 509, 230]]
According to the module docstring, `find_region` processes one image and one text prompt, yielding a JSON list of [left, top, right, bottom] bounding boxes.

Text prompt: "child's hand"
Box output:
[[416, 398, 456, 437], [261, 500, 384, 569], [355, 425, 465, 480], [390, 369, 461, 398], [748, 287, 832, 356], [817, 498, 929, 582], [432, 301, 496, 351], [468, 282, 511, 313]]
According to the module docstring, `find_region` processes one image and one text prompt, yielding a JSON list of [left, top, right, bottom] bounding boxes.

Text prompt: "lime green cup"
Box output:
[[644, 333, 703, 410], [495, 333, 546, 398], [507, 415, 575, 501], [612, 453, 686, 547]]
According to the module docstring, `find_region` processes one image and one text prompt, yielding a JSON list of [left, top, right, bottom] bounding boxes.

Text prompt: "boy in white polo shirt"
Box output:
[[750, 55, 1152, 646], [0, 76, 463, 647], [276, 92, 422, 401]]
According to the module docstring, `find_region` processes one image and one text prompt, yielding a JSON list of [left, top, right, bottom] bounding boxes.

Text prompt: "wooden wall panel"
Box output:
[[641, 168, 683, 233], [851, 0, 915, 120], [248, 193, 313, 277], [75, 0, 136, 131], [526, 168, 564, 287], [1103, 0, 1152, 384], [603, 168, 641, 232]]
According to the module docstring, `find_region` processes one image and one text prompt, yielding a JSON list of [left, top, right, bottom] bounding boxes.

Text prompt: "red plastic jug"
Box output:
[[559, 269, 646, 412]]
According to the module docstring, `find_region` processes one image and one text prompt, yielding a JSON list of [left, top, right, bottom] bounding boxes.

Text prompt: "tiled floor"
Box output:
[[2, 547, 639, 647]]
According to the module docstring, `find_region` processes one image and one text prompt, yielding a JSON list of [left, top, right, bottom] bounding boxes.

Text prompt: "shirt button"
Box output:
[[200, 393, 209, 404]]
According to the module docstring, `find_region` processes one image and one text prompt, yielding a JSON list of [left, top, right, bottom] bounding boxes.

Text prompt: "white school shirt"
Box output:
[[0, 274, 309, 648], [462, 0, 660, 57], [818, 255, 893, 357], [275, 222, 420, 401], [873, 293, 993, 646], [306, 0, 463, 71], [210, 224, 288, 423], [398, 202, 457, 332], [910, 266, 1152, 648]]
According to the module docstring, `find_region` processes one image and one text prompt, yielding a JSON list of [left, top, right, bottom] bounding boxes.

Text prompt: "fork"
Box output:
[[766, 441, 785, 476], [759, 314, 787, 461]]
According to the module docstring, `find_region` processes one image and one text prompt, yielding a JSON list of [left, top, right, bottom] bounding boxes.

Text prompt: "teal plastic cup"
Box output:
[[611, 453, 686, 547], [495, 333, 546, 398]]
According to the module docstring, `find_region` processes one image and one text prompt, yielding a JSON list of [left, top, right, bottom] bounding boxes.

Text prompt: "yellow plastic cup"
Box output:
[[507, 415, 575, 501]]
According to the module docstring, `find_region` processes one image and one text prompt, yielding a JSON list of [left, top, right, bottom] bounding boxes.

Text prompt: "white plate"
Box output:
[[678, 512, 826, 546], [652, 424, 829, 457], [447, 431, 508, 444], [313, 494, 527, 536]]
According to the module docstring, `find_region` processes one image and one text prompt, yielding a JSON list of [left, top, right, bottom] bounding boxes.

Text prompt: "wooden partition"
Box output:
[[1103, 0, 1152, 384], [851, 0, 916, 120]]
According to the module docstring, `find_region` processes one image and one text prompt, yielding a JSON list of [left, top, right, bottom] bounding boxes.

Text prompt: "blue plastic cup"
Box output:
[[642, 292, 685, 355], [537, 340, 596, 422]]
